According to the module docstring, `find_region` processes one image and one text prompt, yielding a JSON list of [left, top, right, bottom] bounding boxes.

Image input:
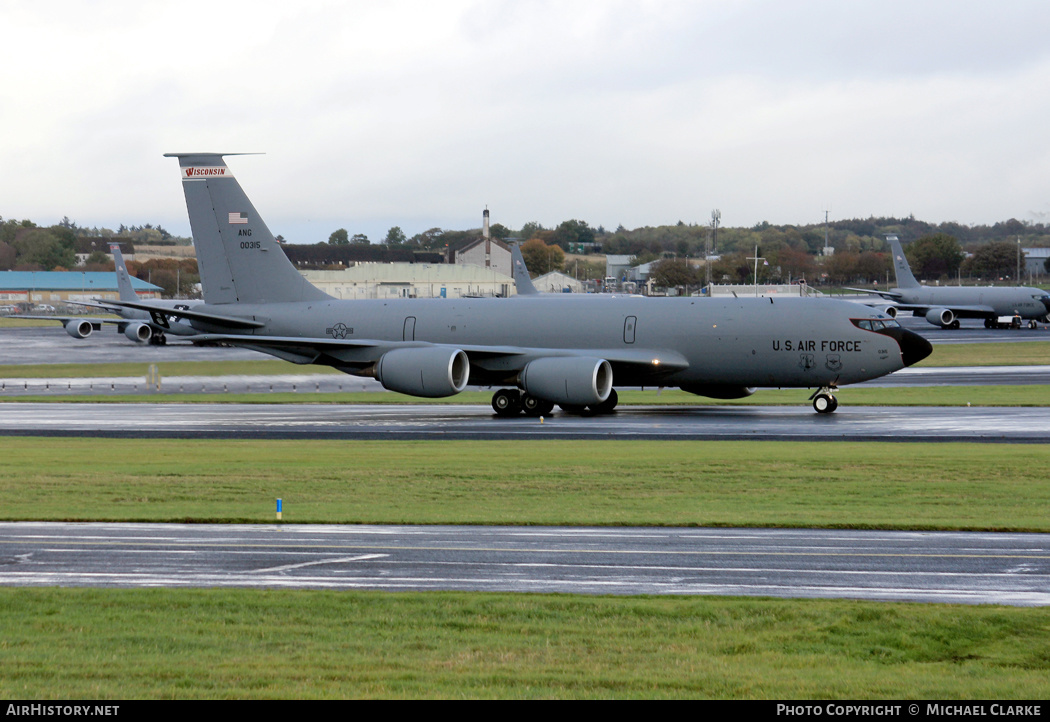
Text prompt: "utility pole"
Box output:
[[707, 209, 720, 291], [747, 245, 766, 297]]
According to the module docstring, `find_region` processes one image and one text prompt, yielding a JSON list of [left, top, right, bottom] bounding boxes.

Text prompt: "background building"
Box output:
[[0, 271, 162, 305], [303, 263, 514, 299]]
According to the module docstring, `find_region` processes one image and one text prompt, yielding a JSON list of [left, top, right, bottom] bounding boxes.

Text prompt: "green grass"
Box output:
[[1, 588, 1047, 699], [2, 438, 1049, 531], [914, 341, 1050, 367]]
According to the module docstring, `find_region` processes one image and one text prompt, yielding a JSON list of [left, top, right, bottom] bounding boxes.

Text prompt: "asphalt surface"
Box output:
[[0, 401, 1046, 441], [2, 522, 1047, 605]]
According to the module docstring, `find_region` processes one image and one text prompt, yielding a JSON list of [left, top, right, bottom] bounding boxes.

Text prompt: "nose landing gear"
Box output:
[[810, 387, 838, 414]]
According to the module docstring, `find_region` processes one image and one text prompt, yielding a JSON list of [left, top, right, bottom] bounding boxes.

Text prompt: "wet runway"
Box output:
[[2, 522, 1047, 605], [0, 401, 1045, 441]]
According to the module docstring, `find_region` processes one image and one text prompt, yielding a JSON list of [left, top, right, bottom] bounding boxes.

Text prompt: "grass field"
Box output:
[[2, 438, 1048, 530], [3, 588, 1048, 699]]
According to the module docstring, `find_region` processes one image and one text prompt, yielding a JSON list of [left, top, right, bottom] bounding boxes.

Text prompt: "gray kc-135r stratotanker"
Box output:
[[3, 243, 199, 344], [848, 235, 1050, 330], [106, 153, 932, 415], [65, 243, 200, 344]]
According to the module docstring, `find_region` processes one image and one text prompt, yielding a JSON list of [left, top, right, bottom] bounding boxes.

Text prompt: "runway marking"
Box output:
[[2, 538, 1048, 561], [249, 554, 387, 573], [1, 572, 1048, 605]]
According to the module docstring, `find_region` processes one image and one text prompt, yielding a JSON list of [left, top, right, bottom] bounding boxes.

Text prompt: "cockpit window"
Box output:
[[852, 318, 900, 331]]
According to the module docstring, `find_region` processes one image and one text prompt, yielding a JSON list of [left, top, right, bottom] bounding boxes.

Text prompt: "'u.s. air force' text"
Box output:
[[773, 340, 862, 352]]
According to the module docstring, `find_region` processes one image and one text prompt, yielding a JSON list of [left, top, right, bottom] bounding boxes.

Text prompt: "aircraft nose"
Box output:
[[897, 328, 933, 367], [876, 326, 933, 367]]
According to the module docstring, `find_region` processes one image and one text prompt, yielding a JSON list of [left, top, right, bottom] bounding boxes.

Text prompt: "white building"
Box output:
[[303, 263, 514, 299], [531, 271, 587, 294]]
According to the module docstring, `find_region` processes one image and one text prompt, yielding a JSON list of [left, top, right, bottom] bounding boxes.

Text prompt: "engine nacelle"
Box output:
[[520, 356, 612, 406], [680, 384, 757, 400], [64, 319, 93, 339], [123, 322, 152, 343], [375, 346, 469, 397], [876, 305, 898, 319], [925, 308, 955, 327]]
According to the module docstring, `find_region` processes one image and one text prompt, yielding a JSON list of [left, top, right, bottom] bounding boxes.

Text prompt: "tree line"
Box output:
[[5, 211, 1048, 296]]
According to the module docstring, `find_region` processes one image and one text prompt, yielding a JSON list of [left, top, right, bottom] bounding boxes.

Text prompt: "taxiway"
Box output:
[[2, 522, 1047, 605]]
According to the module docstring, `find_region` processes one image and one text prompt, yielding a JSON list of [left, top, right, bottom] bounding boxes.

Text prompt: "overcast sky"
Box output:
[[2, 0, 1049, 243]]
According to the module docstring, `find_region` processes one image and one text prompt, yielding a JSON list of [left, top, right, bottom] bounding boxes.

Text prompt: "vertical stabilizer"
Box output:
[[511, 242, 538, 295], [109, 244, 137, 302], [164, 153, 330, 305], [886, 235, 920, 289]]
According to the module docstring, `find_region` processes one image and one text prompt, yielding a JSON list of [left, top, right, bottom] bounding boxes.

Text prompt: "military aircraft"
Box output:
[[67, 244, 201, 344], [5, 244, 200, 344], [848, 236, 1050, 329], [106, 153, 931, 415]]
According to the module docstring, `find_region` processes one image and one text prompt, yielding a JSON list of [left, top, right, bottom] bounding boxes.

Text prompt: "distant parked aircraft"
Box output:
[[848, 236, 1050, 329]]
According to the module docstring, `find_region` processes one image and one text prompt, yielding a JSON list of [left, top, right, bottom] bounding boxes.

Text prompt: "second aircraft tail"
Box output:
[[886, 235, 921, 289]]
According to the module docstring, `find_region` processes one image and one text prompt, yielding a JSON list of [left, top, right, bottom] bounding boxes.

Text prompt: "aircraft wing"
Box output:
[[891, 303, 998, 319], [843, 287, 903, 300], [183, 332, 688, 381], [66, 299, 124, 314], [101, 300, 265, 329], [3, 314, 111, 326]]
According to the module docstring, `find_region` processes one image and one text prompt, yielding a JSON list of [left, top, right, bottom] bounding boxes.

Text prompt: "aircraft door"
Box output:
[[403, 316, 416, 341], [624, 316, 637, 344]]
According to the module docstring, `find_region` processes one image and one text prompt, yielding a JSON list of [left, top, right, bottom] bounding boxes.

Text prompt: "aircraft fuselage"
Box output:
[[189, 295, 915, 389]]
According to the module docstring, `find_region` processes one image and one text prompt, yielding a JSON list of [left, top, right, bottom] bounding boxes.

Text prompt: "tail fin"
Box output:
[[886, 234, 920, 289], [109, 244, 137, 302], [164, 153, 330, 305], [511, 243, 538, 295]]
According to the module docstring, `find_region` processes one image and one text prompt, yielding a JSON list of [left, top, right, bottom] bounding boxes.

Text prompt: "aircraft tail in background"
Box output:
[[886, 235, 921, 289], [511, 242, 538, 295]]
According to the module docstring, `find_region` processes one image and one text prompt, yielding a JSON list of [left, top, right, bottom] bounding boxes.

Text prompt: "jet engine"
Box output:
[[876, 305, 898, 318], [123, 322, 153, 343], [925, 308, 955, 327], [375, 346, 470, 397], [680, 384, 757, 400], [520, 356, 612, 406], [64, 319, 94, 339]]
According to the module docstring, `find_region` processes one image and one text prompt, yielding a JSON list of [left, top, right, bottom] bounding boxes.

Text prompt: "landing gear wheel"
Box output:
[[520, 393, 553, 417], [950, 320, 960, 329], [491, 388, 521, 417], [590, 388, 619, 415], [984, 318, 993, 329], [1029, 320, 1038, 329], [812, 392, 838, 414]]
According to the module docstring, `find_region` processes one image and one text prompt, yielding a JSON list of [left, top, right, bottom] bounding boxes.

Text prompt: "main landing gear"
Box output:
[[810, 387, 838, 414], [491, 388, 619, 417]]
